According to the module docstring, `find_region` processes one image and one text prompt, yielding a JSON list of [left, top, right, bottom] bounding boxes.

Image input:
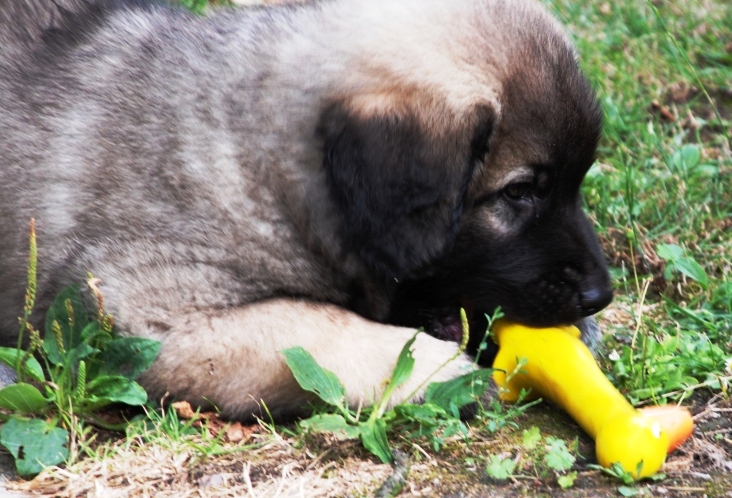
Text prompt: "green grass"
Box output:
[[547, 0, 732, 404], [176, 0, 233, 15]]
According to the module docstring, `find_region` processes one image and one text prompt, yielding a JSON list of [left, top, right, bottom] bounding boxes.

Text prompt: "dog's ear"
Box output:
[[319, 96, 494, 279]]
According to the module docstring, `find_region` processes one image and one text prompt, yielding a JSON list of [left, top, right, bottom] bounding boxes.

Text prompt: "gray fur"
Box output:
[[0, 0, 610, 420]]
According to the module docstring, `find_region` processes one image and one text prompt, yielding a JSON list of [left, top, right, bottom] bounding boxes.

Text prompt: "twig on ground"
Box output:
[[375, 449, 410, 498]]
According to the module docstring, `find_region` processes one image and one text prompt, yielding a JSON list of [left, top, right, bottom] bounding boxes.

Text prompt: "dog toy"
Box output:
[[491, 320, 694, 478]]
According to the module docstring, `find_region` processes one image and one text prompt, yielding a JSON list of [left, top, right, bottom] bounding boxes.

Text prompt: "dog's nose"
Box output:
[[579, 287, 613, 316]]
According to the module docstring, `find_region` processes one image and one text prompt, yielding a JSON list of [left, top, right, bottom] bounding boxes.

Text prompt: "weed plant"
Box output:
[[0, 221, 161, 476]]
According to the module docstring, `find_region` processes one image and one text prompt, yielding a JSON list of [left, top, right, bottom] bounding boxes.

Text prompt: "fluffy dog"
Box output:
[[0, 0, 612, 419]]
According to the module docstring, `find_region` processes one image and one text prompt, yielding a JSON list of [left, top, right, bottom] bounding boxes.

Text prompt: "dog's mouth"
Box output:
[[430, 298, 475, 342], [432, 313, 464, 342], [428, 301, 500, 367], [388, 281, 601, 367]]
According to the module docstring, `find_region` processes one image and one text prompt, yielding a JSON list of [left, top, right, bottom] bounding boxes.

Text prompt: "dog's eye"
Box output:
[[503, 182, 533, 201]]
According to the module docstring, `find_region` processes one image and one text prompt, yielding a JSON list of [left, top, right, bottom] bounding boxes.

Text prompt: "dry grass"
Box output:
[[5, 388, 731, 497], [7, 428, 393, 497]]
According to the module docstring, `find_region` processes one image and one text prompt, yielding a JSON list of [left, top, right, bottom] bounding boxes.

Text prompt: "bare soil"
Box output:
[[1, 390, 728, 497]]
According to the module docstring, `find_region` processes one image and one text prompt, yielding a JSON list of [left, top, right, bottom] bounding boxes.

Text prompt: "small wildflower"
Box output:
[[608, 350, 621, 361], [724, 357, 732, 375]]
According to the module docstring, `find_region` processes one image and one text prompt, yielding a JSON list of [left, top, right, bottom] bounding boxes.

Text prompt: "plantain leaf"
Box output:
[[84, 375, 148, 409], [656, 243, 708, 289], [388, 334, 417, 391], [97, 337, 161, 379], [299, 413, 360, 440], [0, 383, 49, 414], [673, 256, 709, 289], [0, 347, 44, 382], [281, 347, 345, 408], [425, 369, 493, 417], [360, 418, 392, 463], [0, 418, 68, 476]]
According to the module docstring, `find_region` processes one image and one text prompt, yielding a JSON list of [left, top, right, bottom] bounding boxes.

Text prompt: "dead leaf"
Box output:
[[226, 422, 256, 443], [172, 400, 197, 420], [651, 100, 676, 122]]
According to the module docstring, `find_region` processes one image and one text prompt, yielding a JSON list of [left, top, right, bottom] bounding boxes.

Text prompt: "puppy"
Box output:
[[0, 0, 612, 419]]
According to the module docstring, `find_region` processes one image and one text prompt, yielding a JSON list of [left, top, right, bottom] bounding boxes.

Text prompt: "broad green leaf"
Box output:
[[697, 164, 719, 176], [64, 343, 97, 371], [425, 369, 492, 416], [0, 383, 49, 413], [299, 413, 360, 440], [522, 426, 542, 450], [281, 347, 345, 408], [43, 285, 90, 365], [388, 335, 417, 391], [544, 437, 576, 471], [656, 244, 708, 289], [618, 486, 641, 497], [80, 321, 101, 342], [389, 402, 447, 424], [360, 418, 392, 463], [441, 418, 469, 439], [608, 462, 637, 485], [0, 347, 44, 382], [670, 144, 701, 172], [656, 243, 683, 262], [558, 471, 577, 489], [673, 256, 709, 289], [98, 337, 161, 379], [85, 375, 147, 408], [485, 454, 516, 480], [680, 144, 701, 170], [0, 418, 68, 476]]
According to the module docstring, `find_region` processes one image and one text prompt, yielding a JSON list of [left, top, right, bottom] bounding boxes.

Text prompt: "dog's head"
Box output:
[[317, 0, 612, 335]]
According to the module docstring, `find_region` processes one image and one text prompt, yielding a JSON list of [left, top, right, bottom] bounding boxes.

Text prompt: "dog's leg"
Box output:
[[133, 298, 476, 420]]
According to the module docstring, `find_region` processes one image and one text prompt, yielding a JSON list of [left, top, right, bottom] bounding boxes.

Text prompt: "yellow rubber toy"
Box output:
[[491, 320, 668, 479]]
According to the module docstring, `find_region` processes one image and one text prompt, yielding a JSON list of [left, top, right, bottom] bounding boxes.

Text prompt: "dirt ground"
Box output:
[[1, 391, 729, 497]]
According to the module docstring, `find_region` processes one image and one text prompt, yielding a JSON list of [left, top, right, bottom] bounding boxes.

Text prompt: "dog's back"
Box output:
[[0, 0, 100, 52], [0, 0, 116, 333], [0, 0, 345, 339], [0, 0, 256, 335]]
